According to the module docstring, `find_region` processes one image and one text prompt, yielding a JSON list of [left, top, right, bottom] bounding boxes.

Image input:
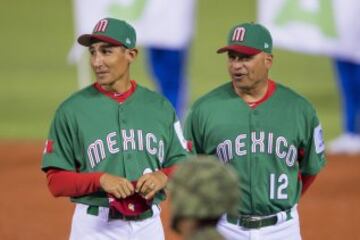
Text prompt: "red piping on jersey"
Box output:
[[94, 80, 137, 103], [247, 79, 276, 109]]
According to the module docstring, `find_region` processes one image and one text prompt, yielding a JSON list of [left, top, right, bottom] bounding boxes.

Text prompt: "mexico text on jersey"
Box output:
[[185, 82, 326, 216], [42, 84, 189, 207]]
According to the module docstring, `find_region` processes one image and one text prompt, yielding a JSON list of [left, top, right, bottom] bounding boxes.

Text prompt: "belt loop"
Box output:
[[276, 211, 286, 224], [226, 214, 239, 225], [87, 205, 99, 216], [286, 208, 293, 221]]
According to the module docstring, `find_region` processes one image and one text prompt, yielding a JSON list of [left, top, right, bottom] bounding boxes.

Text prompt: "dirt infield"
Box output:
[[0, 141, 359, 240]]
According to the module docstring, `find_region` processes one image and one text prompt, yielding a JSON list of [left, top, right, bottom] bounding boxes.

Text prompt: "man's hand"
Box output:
[[136, 171, 168, 200], [99, 173, 135, 199]]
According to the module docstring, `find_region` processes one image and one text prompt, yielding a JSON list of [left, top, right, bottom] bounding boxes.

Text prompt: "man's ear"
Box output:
[[265, 53, 273, 69], [126, 48, 138, 63]]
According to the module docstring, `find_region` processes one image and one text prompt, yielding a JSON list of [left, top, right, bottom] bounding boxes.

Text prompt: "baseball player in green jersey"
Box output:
[[168, 156, 240, 240], [184, 22, 326, 240], [41, 17, 189, 240]]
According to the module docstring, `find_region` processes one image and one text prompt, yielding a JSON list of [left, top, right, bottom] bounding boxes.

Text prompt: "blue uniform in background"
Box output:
[[328, 58, 360, 154], [147, 47, 188, 119], [333, 59, 360, 134]]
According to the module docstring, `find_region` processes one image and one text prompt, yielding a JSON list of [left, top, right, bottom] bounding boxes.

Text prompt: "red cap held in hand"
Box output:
[[108, 181, 152, 216]]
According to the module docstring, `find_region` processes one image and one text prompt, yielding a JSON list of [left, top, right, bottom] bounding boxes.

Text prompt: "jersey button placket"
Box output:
[[118, 106, 135, 177], [249, 109, 259, 213], [119, 107, 126, 124], [250, 109, 261, 130], [118, 106, 126, 162], [119, 107, 126, 125]]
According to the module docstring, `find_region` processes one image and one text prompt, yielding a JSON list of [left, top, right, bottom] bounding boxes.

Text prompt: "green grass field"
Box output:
[[0, 0, 340, 141]]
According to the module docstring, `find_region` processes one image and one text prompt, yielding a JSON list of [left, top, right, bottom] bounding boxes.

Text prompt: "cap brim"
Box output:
[[216, 45, 261, 55], [77, 34, 123, 47]]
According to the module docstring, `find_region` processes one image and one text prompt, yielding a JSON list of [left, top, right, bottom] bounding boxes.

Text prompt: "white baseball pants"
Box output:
[[217, 205, 301, 240], [69, 203, 164, 240]]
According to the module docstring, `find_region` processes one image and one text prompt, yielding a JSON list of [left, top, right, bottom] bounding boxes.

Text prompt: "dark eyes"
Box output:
[[89, 48, 113, 55], [102, 48, 113, 54], [228, 54, 252, 61]]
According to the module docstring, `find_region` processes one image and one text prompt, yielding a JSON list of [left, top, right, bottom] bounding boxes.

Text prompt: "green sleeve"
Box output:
[[184, 107, 203, 154], [41, 107, 77, 171], [300, 107, 327, 175], [161, 108, 190, 168]]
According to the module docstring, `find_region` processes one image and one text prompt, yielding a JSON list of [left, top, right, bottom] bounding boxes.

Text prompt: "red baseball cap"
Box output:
[[217, 22, 273, 55], [108, 181, 152, 216], [77, 18, 136, 48]]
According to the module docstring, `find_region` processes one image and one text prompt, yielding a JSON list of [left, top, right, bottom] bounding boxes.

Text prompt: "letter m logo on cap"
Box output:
[[232, 27, 245, 42], [94, 19, 109, 33]]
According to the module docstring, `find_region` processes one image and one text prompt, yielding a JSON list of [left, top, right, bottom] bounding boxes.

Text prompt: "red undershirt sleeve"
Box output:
[[47, 165, 177, 197], [301, 174, 317, 195], [297, 147, 317, 195], [46, 168, 103, 197]]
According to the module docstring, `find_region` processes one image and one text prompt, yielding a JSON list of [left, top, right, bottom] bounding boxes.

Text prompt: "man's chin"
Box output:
[[96, 78, 111, 85], [232, 79, 246, 87], [232, 80, 252, 91]]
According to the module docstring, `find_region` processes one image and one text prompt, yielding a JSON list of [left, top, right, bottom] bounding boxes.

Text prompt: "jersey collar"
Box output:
[[246, 79, 276, 109], [94, 80, 137, 103]]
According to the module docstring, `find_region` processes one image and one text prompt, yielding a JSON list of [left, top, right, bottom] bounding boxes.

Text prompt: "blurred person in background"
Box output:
[[69, 0, 197, 120], [257, 0, 360, 154], [328, 58, 360, 154], [168, 156, 240, 240]]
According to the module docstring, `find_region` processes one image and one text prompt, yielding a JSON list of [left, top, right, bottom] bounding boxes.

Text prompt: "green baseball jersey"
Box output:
[[42, 83, 189, 207], [185, 82, 326, 216]]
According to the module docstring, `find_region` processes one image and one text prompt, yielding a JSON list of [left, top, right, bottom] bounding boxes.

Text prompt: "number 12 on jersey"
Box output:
[[269, 173, 288, 200]]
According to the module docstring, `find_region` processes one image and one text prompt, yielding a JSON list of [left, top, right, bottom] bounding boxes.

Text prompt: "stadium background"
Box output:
[[0, 1, 358, 239]]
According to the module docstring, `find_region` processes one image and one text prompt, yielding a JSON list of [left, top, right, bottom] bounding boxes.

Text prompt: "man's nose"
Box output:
[[92, 53, 103, 67], [232, 58, 245, 69]]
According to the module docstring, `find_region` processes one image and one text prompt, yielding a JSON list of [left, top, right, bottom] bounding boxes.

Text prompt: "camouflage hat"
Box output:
[[217, 22, 272, 55], [168, 156, 239, 219], [77, 17, 136, 48]]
